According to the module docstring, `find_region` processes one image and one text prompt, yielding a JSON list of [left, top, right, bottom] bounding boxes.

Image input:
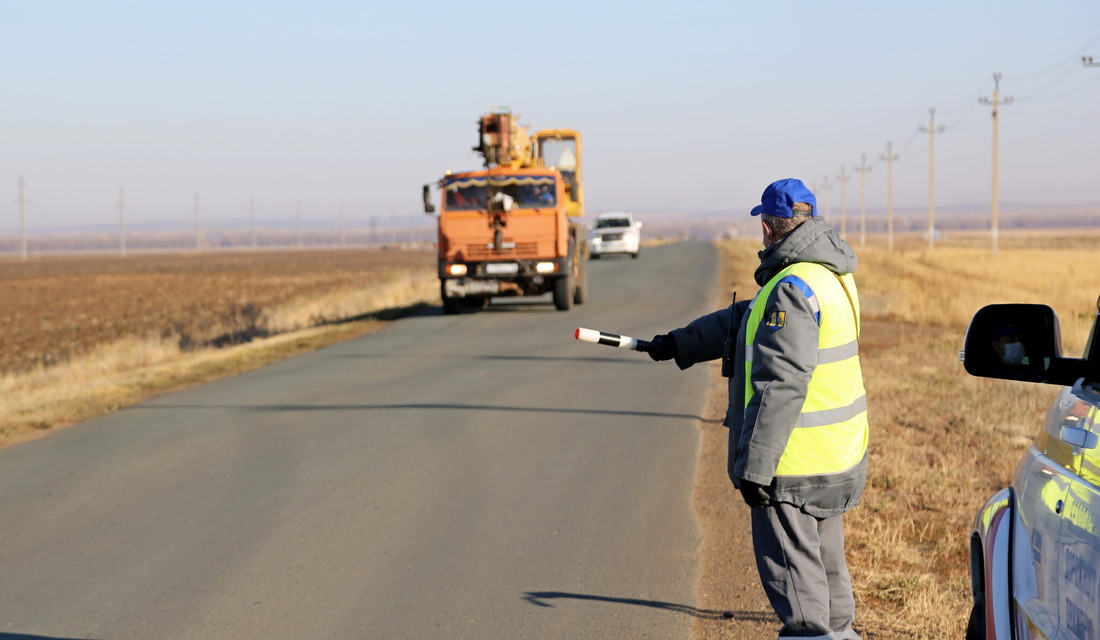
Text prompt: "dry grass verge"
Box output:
[[694, 231, 1100, 639]]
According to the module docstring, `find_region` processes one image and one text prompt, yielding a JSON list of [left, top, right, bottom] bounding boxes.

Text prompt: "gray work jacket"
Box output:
[[670, 217, 867, 518]]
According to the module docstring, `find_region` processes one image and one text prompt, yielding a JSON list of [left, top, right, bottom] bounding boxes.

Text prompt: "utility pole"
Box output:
[[919, 108, 946, 250], [18, 177, 27, 261], [194, 194, 202, 252], [820, 175, 832, 220], [339, 203, 346, 248], [118, 188, 126, 257], [980, 73, 1012, 257], [835, 166, 851, 240], [853, 155, 872, 247], [250, 196, 257, 250], [881, 142, 899, 252]]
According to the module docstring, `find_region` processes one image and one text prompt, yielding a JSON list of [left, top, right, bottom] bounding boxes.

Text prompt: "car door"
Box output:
[[1054, 398, 1099, 640], [1014, 388, 1091, 638], [1016, 445, 1073, 639]]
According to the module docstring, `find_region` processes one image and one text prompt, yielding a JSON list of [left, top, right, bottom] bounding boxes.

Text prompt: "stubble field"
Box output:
[[0, 248, 437, 445], [0, 249, 436, 374]]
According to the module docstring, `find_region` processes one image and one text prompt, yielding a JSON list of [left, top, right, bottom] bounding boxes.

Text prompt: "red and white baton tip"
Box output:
[[574, 327, 649, 351]]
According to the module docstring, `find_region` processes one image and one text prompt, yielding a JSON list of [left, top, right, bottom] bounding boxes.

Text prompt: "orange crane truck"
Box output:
[[422, 108, 589, 314]]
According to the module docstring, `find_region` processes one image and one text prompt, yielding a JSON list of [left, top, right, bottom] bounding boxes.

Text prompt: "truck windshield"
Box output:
[[444, 184, 487, 211], [444, 175, 557, 211]]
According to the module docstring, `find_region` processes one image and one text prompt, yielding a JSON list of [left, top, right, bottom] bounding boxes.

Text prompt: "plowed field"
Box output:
[[0, 249, 435, 374]]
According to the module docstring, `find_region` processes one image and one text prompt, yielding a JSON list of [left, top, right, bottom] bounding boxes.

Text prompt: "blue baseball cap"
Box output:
[[750, 178, 817, 218]]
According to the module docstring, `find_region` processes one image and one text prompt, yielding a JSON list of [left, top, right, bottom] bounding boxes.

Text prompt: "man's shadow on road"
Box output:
[[523, 592, 917, 638], [521, 590, 775, 623]]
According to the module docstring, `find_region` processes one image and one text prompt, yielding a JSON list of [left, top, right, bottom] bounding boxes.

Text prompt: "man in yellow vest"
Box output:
[[649, 178, 868, 640]]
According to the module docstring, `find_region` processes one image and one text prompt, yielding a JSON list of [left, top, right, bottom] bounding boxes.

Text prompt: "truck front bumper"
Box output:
[[439, 258, 569, 298], [443, 278, 512, 297]]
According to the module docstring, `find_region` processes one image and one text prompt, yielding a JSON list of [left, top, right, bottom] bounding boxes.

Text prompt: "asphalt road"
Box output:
[[0, 242, 721, 640]]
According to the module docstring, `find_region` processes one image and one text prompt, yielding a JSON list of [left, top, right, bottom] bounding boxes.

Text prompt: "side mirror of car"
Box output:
[[635, 221, 643, 229], [961, 303, 1086, 386], [422, 184, 436, 215]]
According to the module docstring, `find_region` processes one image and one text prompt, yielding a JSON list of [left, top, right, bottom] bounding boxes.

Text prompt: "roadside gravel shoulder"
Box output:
[[691, 364, 779, 640]]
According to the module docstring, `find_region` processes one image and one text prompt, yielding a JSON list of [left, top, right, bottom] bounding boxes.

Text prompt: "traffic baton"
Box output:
[[574, 327, 654, 353]]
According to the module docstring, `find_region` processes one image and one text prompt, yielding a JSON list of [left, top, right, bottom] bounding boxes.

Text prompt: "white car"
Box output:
[[962, 301, 1100, 640], [589, 212, 641, 259]]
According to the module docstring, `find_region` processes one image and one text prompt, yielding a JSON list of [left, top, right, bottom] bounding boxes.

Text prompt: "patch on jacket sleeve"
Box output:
[[764, 310, 785, 332]]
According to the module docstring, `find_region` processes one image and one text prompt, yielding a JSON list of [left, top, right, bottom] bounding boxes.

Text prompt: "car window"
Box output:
[[596, 218, 631, 229]]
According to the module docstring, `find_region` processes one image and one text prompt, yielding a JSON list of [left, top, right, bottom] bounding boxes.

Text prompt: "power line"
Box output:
[[940, 117, 986, 134], [1013, 59, 1082, 102], [935, 76, 995, 131], [1006, 36, 1100, 103], [892, 129, 922, 159], [1004, 33, 1100, 80], [940, 99, 984, 131], [1014, 67, 1100, 105]]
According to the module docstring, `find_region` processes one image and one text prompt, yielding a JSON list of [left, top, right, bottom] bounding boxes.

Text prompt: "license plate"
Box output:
[[485, 262, 519, 274]]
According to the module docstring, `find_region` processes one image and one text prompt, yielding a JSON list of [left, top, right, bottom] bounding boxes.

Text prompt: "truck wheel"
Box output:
[[443, 298, 462, 314], [441, 283, 462, 315], [573, 260, 587, 305], [552, 275, 574, 311]]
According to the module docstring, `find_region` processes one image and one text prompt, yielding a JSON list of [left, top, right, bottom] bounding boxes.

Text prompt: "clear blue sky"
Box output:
[[3, 1, 1099, 229]]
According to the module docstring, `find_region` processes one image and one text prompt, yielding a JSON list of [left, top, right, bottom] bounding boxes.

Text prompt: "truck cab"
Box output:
[[422, 109, 588, 314]]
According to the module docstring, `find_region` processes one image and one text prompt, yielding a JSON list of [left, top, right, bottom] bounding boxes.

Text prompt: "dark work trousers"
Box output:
[[751, 502, 860, 640]]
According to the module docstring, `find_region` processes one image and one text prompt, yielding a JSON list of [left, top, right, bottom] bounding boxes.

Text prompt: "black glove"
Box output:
[[647, 334, 679, 361], [739, 480, 771, 508]]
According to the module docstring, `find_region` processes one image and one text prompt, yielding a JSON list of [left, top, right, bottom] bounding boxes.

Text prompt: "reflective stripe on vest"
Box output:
[[744, 262, 868, 477]]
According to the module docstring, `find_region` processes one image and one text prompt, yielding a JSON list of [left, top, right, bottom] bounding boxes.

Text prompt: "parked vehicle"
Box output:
[[589, 212, 641, 259], [961, 300, 1100, 640]]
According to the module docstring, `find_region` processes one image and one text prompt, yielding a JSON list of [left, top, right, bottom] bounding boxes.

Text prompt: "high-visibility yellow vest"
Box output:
[[745, 262, 868, 477]]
